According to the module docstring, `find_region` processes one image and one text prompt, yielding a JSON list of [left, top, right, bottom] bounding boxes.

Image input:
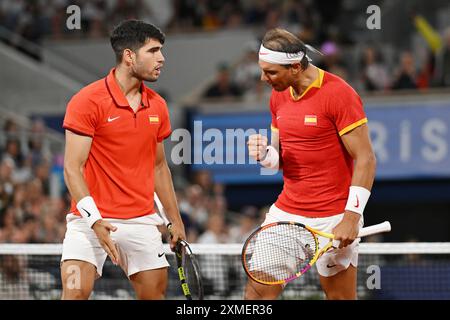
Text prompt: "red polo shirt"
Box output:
[[270, 68, 367, 218], [63, 68, 171, 219]]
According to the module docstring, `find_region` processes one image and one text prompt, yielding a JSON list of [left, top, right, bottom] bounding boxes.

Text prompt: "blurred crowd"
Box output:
[[2, 0, 450, 95], [173, 170, 265, 244], [0, 0, 340, 40], [202, 26, 450, 102], [0, 118, 265, 246], [0, 118, 67, 244]]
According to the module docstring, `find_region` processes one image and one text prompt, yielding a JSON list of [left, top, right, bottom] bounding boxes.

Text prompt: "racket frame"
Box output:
[[242, 220, 390, 285], [154, 193, 204, 300]]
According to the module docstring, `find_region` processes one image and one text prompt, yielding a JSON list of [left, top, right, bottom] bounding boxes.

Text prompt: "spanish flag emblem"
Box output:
[[149, 115, 159, 124], [304, 115, 317, 126]]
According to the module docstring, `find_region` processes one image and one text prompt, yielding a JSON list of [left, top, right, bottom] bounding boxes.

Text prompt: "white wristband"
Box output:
[[345, 186, 371, 216], [76, 196, 103, 228], [259, 146, 279, 170]]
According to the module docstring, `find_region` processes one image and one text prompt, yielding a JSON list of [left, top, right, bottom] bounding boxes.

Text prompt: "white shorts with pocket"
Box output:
[[61, 213, 170, 277], [261, 204, 364, 277]]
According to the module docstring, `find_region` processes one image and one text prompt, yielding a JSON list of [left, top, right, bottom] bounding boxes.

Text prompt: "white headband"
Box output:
[[259, 44, 312, 65]]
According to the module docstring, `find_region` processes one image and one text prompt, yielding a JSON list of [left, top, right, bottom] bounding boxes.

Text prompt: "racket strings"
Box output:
[[244, 224, 317, 283]]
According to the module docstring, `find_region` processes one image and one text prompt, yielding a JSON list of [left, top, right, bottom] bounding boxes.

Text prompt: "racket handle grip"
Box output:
[[358, 221, 391, 238]]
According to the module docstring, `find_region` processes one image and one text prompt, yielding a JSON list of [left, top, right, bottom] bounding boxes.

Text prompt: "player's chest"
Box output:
[[95, 106, 161, 142], [275, 101, 335, 139]]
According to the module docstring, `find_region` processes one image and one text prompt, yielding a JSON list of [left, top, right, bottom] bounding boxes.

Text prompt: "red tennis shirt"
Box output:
[[63, 68, 172, 219], [270, 68, 367, 218]]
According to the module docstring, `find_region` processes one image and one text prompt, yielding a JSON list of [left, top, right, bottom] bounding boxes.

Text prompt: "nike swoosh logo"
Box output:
[[81, 208, 91, 217], [158, 252, 165, 258], [276, 116, 281, 120], [354, 195, 360, 208], [326, 264, 336, 268], [108, 116, 120, 122]]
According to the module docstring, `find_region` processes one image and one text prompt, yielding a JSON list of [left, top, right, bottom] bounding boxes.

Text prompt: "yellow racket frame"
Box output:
[[242, 221, 340, 285]]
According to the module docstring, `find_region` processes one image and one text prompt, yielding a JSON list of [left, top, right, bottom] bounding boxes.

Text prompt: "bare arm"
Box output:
[[154, 143, 186, 247], [333, 124, 377, 248], [63, 129, 119, 264], [340, 123, 376, 191], [63, 130, 92, 202]]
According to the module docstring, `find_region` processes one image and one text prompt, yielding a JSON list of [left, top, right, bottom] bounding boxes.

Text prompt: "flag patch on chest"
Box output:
[[304, 115, 317, 126], [149, 115, 159, 124]]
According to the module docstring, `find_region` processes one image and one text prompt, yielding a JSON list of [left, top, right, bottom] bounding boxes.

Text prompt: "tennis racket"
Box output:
[[242, 220, 391, 285], [154, 193, 204, 300]]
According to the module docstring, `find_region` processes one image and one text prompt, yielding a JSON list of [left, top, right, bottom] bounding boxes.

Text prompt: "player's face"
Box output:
[[132, 38, 165, 82], [259, 61, 293, 91]]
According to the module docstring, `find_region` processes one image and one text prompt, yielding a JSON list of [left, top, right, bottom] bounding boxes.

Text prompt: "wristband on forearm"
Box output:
[[344, 186, 371, 216], [259, 146, 279, 170], [76, 196, 102, 228]]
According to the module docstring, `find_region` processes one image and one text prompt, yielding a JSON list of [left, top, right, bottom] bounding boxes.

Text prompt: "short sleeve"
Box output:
[[157, 103, 172, 142], [269, 92, 279, 132], [329, 86, 367, 136], [63, 93, 99, 137]]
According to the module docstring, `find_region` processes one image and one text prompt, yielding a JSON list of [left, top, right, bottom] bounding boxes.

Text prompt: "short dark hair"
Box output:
[[110, 20, 165, 63], [262, 28, 309, 70]]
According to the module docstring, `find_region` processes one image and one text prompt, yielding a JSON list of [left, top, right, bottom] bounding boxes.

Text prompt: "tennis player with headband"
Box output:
[[246, 28, 376, 300]]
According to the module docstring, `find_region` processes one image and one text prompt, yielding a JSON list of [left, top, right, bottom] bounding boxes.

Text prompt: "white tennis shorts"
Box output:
[[61, 213, 169, 277], [261, 204, 364, 277]]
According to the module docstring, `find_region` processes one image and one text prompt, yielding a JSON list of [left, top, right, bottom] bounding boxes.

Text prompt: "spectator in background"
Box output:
[[2, 119, 19, 142], [0, 254, 31, 299], [2, 139, 24, 169], [436, 27, 450, 87], [197, 212, 231, 297], [25, 178, 46, 218], [0, 206, 33, 243], [360, 46, 390, 91], [192, 170, 214, 194], [229, 205, 259, 243], [204, 62, 243, 99], [34, 160, 51, 196], [233, 41, 263, 97], [392, 51, 418, 90], [0, 158, 15, 211], [416, 49, 436, 89], [178, 184, 209, 228], [9, 184, 28, 224], [317, 41, 348, 80], [192, 170, 226, 197], [197, 213, 230, 244], [207, 195, 230, 217], [81, 0, 107, 38], [21, 214, 40, 243]]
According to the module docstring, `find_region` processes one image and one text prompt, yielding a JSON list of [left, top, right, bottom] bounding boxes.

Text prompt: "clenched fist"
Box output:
[[248, 134, 268, 161]]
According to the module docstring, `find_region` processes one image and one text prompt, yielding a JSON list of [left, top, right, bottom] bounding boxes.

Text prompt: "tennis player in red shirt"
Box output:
[[246, 28, 376, 300], [60, 20, 186, 300]]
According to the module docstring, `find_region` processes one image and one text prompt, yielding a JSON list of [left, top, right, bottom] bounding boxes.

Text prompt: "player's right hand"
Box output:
[[248, 134, 268, 161], [168, 222, 187, 251], [92, 219, 120, 265]]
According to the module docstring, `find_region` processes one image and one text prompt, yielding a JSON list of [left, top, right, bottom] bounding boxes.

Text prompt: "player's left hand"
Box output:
[[332, 211, 361, 249]]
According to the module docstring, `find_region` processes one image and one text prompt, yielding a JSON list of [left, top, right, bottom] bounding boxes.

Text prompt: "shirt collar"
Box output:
[[105, 68, 150, 108], [289, 68, 324, 101]]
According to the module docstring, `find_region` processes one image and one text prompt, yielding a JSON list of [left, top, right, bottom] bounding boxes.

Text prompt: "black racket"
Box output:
[[174, 239, 204, 300], [154, 193, 204, 300]]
